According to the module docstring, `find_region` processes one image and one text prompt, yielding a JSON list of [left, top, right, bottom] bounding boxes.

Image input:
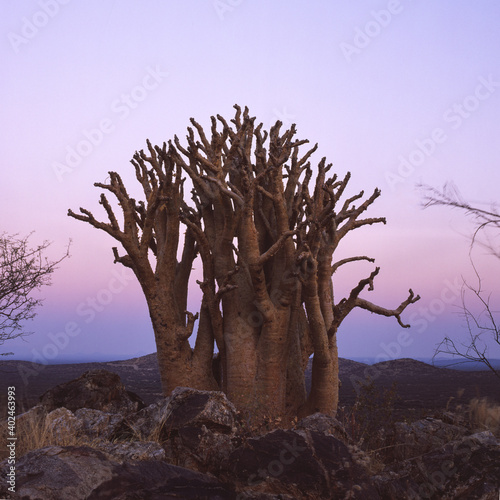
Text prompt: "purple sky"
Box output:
[[2, 1, 500, 363]]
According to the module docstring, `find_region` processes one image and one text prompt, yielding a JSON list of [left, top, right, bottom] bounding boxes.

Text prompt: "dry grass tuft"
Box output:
[[468, 397, 500, 436], [0, 410, 104, 460], [126, 417, 169, 444]]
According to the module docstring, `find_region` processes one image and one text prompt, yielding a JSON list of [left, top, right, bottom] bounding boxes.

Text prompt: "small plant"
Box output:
[[468, 397, 500, 436], [127, 417, 169, 444], [338, 379, 401, 461], [0, 409, 103, 459]]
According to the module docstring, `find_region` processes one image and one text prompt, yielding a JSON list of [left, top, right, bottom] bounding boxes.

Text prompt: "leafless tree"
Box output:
[[421, 183, 500, 380], [0, 233, 68, 355], [69, 106, 419, 419]]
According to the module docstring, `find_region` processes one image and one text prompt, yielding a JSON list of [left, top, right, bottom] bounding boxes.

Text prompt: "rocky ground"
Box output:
[[0, 368, 499, 499]]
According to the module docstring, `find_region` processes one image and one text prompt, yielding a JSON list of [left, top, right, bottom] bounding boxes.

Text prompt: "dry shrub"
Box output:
[[336, 380, 403, 473], [468, 397, 500, 436], [126, 417, 170, 444], [339, 380, 400, 448], [0, 409, 103, 460]]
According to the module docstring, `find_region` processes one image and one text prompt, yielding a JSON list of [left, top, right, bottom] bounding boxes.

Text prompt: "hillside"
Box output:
[[1, 354, 498, 415]]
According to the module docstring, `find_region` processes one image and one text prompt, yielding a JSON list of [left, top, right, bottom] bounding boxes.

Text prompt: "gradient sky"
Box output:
[[1, 0, 499, 363]]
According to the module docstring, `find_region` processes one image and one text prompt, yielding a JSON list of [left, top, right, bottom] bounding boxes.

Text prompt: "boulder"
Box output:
[[158, 387, 238, 471], [390, 417, 468, 461], [121, 396, 172, 440], [39, 369, 144, 414], [164, 386, 237, 433], [42, 407, 125, 443], [375, 431, 500, 499], [74, 408, 125, 440], [0, 446, 115, 499], [163, 423, 236, 473], [45, 407, 84, 442], [0, 445, 235, 499], [120, 387, 239, 471], [39, 406, 164, 460], [226, 428, 379, 499], [295, 412, 352, 443], [124, 386, 237, 441]]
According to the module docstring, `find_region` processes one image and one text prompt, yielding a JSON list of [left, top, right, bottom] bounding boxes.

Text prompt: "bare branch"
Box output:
[[258, 230, 297, 266], [331, 256, 375, 275], [0, 233, 69, 348], [421, 182, 500, 378], [202, 176, 244, 206], [331, 268, 420, 334], [354, 289, 420, 328], [177, 310, 199, 342]]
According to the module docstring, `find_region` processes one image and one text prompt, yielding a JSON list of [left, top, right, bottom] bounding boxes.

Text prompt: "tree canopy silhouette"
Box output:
[[0, 233, 67, 355], [69, 105, 419, 419]]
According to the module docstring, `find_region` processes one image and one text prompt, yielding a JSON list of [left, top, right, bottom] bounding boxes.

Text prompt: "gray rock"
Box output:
[[391, 417, 468, 460], [123, 386, 237, 441], [0, 445, 235, 499], [42, 406, 125, 444], [374, 431, 500, 499], [45, 407, 83, 442], [0, 446, 116, 499], [226, 428, 379, 499], [163, 424, 236, 472], [295, 412, 352, 443], [74, 408, 124, 440], [122, 396, 172, 440], [165, 386, 237, 433], [39, 369, 144, 414]]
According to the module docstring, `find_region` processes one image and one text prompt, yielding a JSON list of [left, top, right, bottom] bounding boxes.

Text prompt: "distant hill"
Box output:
[[348, 357, 500, 371], [1, 354, 498, 415], [430, 358, 500, 371]]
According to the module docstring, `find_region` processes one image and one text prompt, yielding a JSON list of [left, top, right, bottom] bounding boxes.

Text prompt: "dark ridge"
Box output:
[[1, 354, 498, 415]]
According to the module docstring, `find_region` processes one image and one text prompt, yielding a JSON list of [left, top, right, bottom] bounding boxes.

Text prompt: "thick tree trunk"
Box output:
[[299, 255, 337, 416], [153, 326, 193, 392], [254, 308, 290, 419], [224, 313, 258, 410], [301, 351, 336, 417], [147, 287, 217, 394], [329, 333, 340, 413], [285, 301, 310, 417], [221, 273, 259, 410]]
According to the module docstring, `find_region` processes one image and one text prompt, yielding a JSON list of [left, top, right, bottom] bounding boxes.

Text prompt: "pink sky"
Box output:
[[1, 1, 499, 363]]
